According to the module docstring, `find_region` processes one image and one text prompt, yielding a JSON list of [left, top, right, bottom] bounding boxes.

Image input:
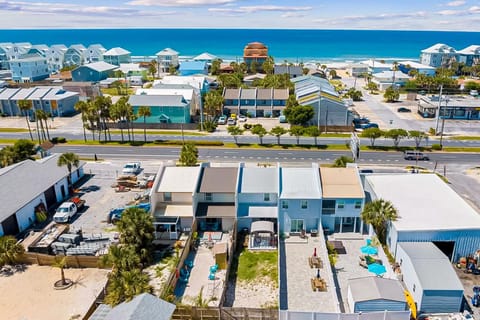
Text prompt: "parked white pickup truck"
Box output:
[[122, 162, 142, 175], [53, 197, 85, 223]]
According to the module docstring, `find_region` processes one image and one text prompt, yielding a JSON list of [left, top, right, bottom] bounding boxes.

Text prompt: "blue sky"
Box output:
[[0, 0, 479, 30]]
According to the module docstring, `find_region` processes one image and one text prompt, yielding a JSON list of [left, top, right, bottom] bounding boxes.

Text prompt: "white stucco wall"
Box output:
[[16, 193, 47, 233], [54, 177, 69, 202]]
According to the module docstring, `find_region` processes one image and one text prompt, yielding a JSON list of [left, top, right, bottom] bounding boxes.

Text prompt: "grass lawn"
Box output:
[[237, 250, 278, 285], [0, 128, 30, 133], [108, 129, 206, 136], [448, 136, 480, 140]]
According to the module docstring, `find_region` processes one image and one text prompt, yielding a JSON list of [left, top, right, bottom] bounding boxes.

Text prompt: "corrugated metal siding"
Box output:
[[420, 290, 463, 313], [396, 229, 480, 261], [355, 300, 407, 313]]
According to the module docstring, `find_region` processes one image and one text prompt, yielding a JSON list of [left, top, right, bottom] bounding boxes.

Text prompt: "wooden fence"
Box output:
[[172, 306, 278, 320], [21, 252, 107, 269]]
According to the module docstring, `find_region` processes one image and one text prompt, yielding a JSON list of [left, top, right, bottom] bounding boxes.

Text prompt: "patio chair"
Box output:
[[359, 259, 368, 268], [210, 264, 218, 273]]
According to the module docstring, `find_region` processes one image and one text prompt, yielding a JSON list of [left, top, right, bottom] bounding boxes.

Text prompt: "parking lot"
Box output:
[[69, 160, 161, 237]]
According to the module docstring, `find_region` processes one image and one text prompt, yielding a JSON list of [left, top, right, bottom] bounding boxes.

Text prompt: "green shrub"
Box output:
[[243, 123, 252, 130], [431, 143, 442, 150], [153, 140, 223, 146], [35, 211, 47, 223], [50, 137, 67, 144]]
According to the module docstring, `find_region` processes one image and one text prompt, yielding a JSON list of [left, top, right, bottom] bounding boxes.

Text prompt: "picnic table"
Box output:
[[309, 256, 323, 268], [311, 277, 327, 291]]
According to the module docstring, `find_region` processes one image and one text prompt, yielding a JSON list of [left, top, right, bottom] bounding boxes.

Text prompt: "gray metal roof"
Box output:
[[257, 88, 273, 99], [199, 167, 238, 193], [0, 154, 85, 218], [349, 277, 406, 303], [42, 88, 79, 100], [105, 293, 176, 320], [398, 242, 464, 291], [0, 88, 20, 99], [79, 61, 117, 72], [11, 88, 36, 100], [280, 167, 322, 199], [224, 88, 240, 99], [27, 88, 54, 100], [104, 47, 131, 56], [240, 167, 278, 193], [240, 88, 256, 99], [128, 94, 187, 107], [273, 88, 289, 99]]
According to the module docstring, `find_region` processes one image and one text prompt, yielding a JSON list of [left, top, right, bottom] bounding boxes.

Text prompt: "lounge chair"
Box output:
[[359, 259, 368, 268]]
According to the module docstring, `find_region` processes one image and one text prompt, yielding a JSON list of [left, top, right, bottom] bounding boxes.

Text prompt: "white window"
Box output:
[[301, 200, 308, 209], [337, 201, 345, 209]]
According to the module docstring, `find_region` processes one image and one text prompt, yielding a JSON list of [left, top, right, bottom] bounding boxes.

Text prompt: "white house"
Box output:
[[398, 61, 436, 77], [396, 242, 464, 314], [156, 48, 179, 73], [371, 70, 410, 90], [64, 44, 87, 66], [150, 163, 203, 241], [420, 43, 456, 68], [103, 47, 131, 66], [364, 174, 480, 262], [0, 42, 12, 70], [0, 154, 85, 236], [46, 44, 68, 72], [193, 52, 218, 64], [361, 59, 393, 74], [86, 44, 106, 63], [6, 42, 32, 61]]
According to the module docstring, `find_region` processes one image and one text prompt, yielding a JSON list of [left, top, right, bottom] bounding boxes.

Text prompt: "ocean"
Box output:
[[0, 29, 479, 63]]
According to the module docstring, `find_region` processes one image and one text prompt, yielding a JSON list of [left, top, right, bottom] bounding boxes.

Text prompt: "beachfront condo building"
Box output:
[[456, 45, 480, 66], [156, 48, 179, 74], [420, 43, 457, 68], [86, 44, 107, 64], [71, 61, 118, 82], [46, 44, 67, 73], [0, 43, 12, 70], [222, 87, 288, 117], [64, 44, 87, 67], [103, 47, 131, 66]]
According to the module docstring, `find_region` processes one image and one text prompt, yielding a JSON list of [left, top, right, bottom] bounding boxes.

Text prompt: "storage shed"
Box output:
[[396, 242, 464, 314], [347, 277, 407, 313]]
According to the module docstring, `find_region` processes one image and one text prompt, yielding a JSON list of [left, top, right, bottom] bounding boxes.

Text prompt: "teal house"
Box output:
[[71, 61, 118, 82], [129, 95, 191, 124]]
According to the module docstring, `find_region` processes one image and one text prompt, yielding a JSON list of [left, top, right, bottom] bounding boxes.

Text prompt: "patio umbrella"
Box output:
[[316, 268, 321, 279], [360, 245, 378, 255], [368, 263, 387, 276], [313, 248, 317, 257]]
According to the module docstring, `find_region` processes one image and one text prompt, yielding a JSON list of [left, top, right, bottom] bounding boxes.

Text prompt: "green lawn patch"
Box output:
[[0, 128, 29, 133], [109, 130, 206, 136], [237, 250, 278, 285], [448, 136, 480, 141]]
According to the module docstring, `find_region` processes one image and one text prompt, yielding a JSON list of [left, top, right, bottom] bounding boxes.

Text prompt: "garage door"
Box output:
[[44, 186, 56, 207], [2, 214, 19, 235]]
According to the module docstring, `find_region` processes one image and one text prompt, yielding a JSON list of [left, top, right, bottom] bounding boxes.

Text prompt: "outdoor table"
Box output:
[[309, 256, 323, 268]]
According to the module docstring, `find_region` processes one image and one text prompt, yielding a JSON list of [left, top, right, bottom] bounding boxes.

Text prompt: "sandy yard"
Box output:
[[0, 265, 109, 320], [225, 277, 278, 308]]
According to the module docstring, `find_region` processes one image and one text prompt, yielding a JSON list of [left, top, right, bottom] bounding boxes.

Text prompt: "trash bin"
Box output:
[[310, 229, 318, 237]]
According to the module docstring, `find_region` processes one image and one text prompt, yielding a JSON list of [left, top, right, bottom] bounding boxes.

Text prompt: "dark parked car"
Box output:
[[360, 123, 379, 129], [397, 107, 411, 113]]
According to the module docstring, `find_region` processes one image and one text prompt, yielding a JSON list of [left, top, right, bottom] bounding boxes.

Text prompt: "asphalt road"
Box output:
[[50, 145, 480, 166], [2, 130, 480, 148]]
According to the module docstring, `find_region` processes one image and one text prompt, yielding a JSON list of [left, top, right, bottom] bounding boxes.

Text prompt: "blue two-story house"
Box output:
[[237, 165, 279, 249], [279, 165, 322, 235], [319, 167, 365, 234]]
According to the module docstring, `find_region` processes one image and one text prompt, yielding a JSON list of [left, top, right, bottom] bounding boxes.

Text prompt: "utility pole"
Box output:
[[435, 84, 443, 134], [317, 85, 322, 131]]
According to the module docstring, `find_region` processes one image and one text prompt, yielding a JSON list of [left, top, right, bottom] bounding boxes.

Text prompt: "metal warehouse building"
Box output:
[[364, 174, 480, 262], [396, 242, 464, 314]]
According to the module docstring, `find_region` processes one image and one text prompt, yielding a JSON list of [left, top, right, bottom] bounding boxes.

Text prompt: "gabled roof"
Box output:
[[157, 76, 207, 89], [158, 166, 201, 193], [42, 88, 79, 100], [0, 154, 85, 218], [456, 45, 480, 55], [117, 63, 145, 73], [78, 61, 118, 72], [50, 44, 68, 51], [398, 242, 464, 291], [398, 60, 435, 70], [27, 87, 54, 100], [199, 167, 238, 193], [10, 88, 37, 100], [136, 87, 195, 101], [273, 88, 289, 99], [320, 167, 364, 199], [421, 43, 456, 54], [280, 167, 321, 199], [349, 277, 406, 303], [10, 54, 46, 62], [240, 88, 256, 99], [240, 167, 278, 193], [104, 47, 131, 56], [193, 52, 218, 61], [156, 48, 179, 56], [128, 94, 187, 107], [88, 44, 107, 51], [257, 88, 273, 99], [105, 293, 175, 320], [372, 70, 410, 80], [179, 61, 207, 70], [0, 88, 20, 99], [366, 174, 480, 231], [360, 59, 392, 69], [223, 88, 240, 99], [68, 44, 86, 51]]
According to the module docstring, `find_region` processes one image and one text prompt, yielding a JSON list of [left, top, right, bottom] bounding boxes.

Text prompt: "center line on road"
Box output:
[[225, 151, 238, 154]]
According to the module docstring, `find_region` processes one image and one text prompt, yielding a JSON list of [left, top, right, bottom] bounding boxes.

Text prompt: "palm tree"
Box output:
[[100, 245, 141, 274], [35, 109, 50, 141], [204, 91, 223, 121], [179, 142, 198, 166], [391, 61, 399, 86], [137, 106, 151, 143], [52, 256, 69, 286], [333, 156, 354, 168], [0, 236, 25, 267], [361, 199, 398, 244], [57, 152, 80, 193], [74, 100, 89, 142], [116, 208, 154, 264], [18, 100, 34, 141], [105, 269, 153, 306]]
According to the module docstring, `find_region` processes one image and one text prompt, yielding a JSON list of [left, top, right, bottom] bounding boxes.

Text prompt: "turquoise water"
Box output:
[[0, 29, 479, 62]]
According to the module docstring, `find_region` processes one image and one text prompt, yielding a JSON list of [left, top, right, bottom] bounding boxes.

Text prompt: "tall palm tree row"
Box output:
[[137, 106, 151, 143], [17, 100, 34, 141]]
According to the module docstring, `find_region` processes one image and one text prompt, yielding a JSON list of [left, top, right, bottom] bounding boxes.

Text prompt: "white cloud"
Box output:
[[281, 12, 306, 18], [208, 5, 311, 14], [446, 0, 465, 7], [437, 9, 460, 15], [126, 0, 236, 6], [469, 6, 480, 13]]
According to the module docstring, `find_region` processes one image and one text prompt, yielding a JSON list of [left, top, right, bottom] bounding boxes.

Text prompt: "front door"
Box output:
[[290, 219, 304, 233]]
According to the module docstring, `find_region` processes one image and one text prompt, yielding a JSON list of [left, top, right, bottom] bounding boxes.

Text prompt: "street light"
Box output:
[[435, 84, 443, 135]]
